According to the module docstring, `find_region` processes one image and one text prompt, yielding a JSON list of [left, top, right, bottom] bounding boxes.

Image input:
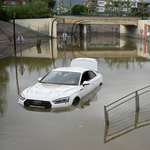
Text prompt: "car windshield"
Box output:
[[41, 71, 81, 85]]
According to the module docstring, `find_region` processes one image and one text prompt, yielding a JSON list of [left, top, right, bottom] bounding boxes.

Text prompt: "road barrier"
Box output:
[[104, 85, 150, 143], [104, 85, 150, 125]]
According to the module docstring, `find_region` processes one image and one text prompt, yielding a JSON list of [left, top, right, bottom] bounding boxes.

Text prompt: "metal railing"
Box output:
[[103, 84, 150, 143], [104, 84, 150, 125]]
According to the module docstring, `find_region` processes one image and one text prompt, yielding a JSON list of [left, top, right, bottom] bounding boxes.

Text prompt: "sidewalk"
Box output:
[[0, 28, 10, 42], [0, 28, 9, 55], [0, 20, 51, 41], [0, 20, 51, 58]]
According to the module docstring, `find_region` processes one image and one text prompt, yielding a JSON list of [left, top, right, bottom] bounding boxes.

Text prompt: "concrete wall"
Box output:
[[15, 39, 57, 58], [62, 16, 140, 26], [11, 18, 150, 40], [11, 18, 57, 37], [57, 24, 120, 35], [120, 20, 150, 39]]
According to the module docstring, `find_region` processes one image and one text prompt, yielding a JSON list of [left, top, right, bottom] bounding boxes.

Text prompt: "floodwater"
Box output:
[[0, 34, 150, 150]]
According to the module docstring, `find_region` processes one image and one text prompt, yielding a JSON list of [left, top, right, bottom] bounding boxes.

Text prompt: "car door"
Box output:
[[79, 70, 97, 98], [88, 70, 99, 88]]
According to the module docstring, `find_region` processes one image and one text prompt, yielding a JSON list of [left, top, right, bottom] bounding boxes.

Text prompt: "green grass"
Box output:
[[90, 46, 116, 48]]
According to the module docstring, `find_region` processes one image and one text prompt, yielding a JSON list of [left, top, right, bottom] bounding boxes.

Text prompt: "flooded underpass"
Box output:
[[0, 34, 150, 150]]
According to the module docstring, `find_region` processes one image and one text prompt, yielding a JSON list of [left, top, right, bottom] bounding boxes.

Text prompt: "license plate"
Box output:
[[29, 105, 45, 108]]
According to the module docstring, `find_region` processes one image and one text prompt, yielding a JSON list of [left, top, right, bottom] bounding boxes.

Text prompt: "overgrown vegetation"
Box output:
[[0, 0, 54, 21], [71, 4, 88, 15]]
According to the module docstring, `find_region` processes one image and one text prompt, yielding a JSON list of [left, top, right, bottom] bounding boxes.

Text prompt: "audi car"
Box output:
[[18, 58, 103, 109]]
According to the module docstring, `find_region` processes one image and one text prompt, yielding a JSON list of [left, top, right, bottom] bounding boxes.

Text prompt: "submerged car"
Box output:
[[23, 85, 102, 113], [18, 58, 103, 109]]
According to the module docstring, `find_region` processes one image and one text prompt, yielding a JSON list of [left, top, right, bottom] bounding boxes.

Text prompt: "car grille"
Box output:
[[24, 99, 51, 108]]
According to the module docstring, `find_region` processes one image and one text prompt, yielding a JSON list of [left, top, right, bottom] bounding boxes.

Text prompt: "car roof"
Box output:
[[52, 67, 91, 73]]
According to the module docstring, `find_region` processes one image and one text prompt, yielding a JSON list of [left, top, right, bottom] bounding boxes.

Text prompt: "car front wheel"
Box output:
[[72, 97, 80, 106]]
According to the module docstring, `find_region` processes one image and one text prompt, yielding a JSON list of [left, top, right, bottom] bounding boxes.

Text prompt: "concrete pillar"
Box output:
[[79, 24, 87, 38], [53, 21, 57, 38], [80, 35, 87, 50], [79, 24, 87, 50]]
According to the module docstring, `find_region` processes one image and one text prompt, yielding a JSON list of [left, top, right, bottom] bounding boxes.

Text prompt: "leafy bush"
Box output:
[[0, 7, 9, 21], [71, 4, 88, 15], [134, 11, 149, 17], [0, 0, 52, 21]]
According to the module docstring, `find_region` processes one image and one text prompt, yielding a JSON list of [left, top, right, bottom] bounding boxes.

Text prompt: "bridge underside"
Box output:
[[61, 16, 139, 26], [120, 25, 138, 38], [59, 16, 146, 39]]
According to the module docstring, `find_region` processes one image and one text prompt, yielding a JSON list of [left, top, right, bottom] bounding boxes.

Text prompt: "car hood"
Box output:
[[24, 83, 79, 101]]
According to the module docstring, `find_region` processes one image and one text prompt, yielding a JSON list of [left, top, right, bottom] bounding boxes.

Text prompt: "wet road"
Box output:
[[0, 35, 150, 150]]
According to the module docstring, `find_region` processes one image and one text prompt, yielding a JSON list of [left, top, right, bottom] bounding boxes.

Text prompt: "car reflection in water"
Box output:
[[21, 85, 102, 113]]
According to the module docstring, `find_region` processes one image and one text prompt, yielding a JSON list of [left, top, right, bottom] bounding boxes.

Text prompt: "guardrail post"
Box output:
[[134, 110, 139, 129], [104, 106, 109, 125], [104, 124, 109, 143], [135, 91, 140, 111]]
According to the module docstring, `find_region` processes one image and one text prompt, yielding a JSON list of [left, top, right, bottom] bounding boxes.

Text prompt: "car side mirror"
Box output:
[[83, 81, 90, 86], [38, 77, 42, 82]]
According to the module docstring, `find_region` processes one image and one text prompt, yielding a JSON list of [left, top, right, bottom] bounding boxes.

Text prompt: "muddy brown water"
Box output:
[[0, 35, 150, 150]]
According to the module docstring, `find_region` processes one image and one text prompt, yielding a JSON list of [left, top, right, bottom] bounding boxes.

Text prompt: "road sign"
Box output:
[[140, 29, 143, 33], [62, 32, 67, 41], [16, 34, 24, 43], [139, 48, 143, 51]]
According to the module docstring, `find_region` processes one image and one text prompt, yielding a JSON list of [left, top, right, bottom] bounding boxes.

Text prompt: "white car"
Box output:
[[18, 58, 103, 109], [23, 85, 102, 113]]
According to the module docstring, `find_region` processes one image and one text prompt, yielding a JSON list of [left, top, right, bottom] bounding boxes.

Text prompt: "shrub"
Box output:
[[1, 0, 52, 21], [134, 11, 149, 17], [0, 8, 9, 21]]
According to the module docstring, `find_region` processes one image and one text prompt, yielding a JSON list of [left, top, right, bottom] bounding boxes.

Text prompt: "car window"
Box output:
[[80, 71, 96, 85], [41, 71, 80, 85], [88, 71, 96, 79], [80, 71, 90, 84]]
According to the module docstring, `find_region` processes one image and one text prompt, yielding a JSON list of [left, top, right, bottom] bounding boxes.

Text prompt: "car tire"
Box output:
[[72, 97, 80, 106], [99, 82, 102, 86]]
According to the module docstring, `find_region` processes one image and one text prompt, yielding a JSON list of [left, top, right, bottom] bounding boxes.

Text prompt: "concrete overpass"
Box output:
[[57, 16, 146, 39], [12, 16, 148, 39], [59, 16, 141, 26]]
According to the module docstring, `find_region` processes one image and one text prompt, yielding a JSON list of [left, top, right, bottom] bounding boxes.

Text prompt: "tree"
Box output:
[[105, 0, 133, 16], [138, 0, 146, 12], [45, 0, 56, 9], [126, 0, 130, 15], [105, 0, 116, 16], [115, 0, 125, 16], [69, 0, 72, 15], [0, 0, 4, 7], [105, 2, 111, 14], [71, 4, 88, 15]]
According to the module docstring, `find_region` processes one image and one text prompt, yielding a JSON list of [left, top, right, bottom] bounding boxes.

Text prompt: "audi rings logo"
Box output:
[[33, 101, 42, 105]]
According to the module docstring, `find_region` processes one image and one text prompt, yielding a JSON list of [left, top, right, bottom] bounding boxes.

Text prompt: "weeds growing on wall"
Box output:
[[0, 0, 52, 21]]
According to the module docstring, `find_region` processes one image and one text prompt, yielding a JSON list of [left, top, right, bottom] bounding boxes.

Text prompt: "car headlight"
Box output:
[[53, 97, 70, 104], [19, 93, 25, 101]]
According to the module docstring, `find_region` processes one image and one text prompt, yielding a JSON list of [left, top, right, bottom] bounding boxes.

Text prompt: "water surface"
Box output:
[[0, 34, 150, 150]]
